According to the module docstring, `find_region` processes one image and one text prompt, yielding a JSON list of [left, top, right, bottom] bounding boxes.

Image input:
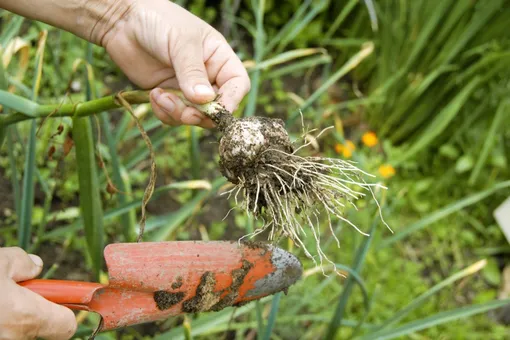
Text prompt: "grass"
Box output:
[[0, 1, 509, 339], [18, 29, 46, 250]]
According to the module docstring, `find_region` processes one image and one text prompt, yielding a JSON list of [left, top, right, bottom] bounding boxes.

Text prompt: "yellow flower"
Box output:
[[362, 131, 378, 147], [378, 164, 396, 178], [335, 140, 356, 158]]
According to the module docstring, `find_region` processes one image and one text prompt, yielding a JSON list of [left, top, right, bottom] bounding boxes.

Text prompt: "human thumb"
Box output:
[[171, 38, 216, 104], [0, 247, 43, 282]]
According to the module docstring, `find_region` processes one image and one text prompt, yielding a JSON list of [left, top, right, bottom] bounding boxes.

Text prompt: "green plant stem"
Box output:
[[0, 90, 152, 126], [18, 120, 36, 249], [0, 126, 6, 148], [244, 0, 265, 117], [287, 42, 374, 125], [6, 128, 20, 214], [325, 214, 379, 340], [102, 113, 136, 242], [262, 292, 282, 340], [189, 126, 201, 180], [119, 166, 137, 241], [0, 88, 223, 128], [18, 29, 47, 250], [468, 99, 510, 184], [73, 115, 104, 279], [255, 301, 265, 340]]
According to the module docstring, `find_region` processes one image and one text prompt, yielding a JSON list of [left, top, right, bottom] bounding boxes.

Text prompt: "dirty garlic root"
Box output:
[[176, 91, 390, 276]]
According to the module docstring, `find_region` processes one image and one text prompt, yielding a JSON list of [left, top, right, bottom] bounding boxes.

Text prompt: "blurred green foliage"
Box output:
[[1, 0, 510, 339]]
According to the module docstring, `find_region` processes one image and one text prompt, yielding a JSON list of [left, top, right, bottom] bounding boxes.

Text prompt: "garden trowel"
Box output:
[[19, 241, 302, 330]]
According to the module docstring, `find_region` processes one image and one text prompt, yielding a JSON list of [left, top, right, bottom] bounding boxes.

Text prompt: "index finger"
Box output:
[[217, 69, 251, 113], [204, 41, 251, 113]]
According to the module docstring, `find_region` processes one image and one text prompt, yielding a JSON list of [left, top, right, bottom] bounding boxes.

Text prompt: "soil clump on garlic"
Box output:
[[191, 97, 390, 275]]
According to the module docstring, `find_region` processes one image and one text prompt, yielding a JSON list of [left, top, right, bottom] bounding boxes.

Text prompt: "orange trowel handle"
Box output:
[[19, 279, 104, 309]]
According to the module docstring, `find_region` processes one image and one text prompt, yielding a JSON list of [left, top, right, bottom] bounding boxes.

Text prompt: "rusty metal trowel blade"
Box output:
[[89, 241, 302, 330]]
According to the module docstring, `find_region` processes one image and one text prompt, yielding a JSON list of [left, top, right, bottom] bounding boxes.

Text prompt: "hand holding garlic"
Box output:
[[1, 0, 251, 129]]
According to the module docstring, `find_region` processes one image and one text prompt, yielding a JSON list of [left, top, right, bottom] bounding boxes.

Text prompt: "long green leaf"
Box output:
[[276, 0, 328, 53], [324, 0, 358, 39], [41, 180, 212, 241], [0, 47, 7, 89], [288, 42, 374, 125], [456, 51, 510, 86], [17, 130, 35, 247], [287, 276, 336, 316], [426, 0, 472, 62], [402, 0, 453, 70], [244, 0, 266, 117], [189, 126, 201, 180], [148, 177, 226, 241], [119, 166, 137, 241], [108, 180, 212, 222], [262, 292, 282, 340], [0, 126, 6, 149], [468, 99, 510, 184], [248, 48, 328, 72], [264, 0, 312, 55], [114, 104, 152, 143], [6, 76, 32, 97], [5, 135, 19, 215], [374, 260, 486, 331], [0, 49, 20, 213], [325, 214, 379, 340], [73, 115, 104, 278], [394, 76, 481, 164], [0, 15, 24, 46], [256, 301, 265, 340], [328, 96, 384, 112], [334, 263, 370, 316], [322, 38, 369, 48], [122, 116, 161, 142], [0, 90, 39, 117], [379, 180, 510, 248], [74, 56, 129, 242], [380, 65, 457, 137], [72, 44, 104, 277], [124, 127, 169, 169], [360, 299, 510, 340], [18, 30, 47, 249], [114, 113, 133, 144], [99, 112, 133, 241], [34, 183, 53, 251], [224, 13, 257, 39], [439, 0, 502, 66], [362, 0, 378, 32], [266, 54, 332, 79], [171, 315, 364, 339]]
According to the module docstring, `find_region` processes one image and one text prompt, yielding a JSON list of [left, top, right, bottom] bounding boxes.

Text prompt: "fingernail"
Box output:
[[151, 88, 163, 100], [193, 84, 215, 97], [29, 254, 43, 267], [157, 94, 176, 114]]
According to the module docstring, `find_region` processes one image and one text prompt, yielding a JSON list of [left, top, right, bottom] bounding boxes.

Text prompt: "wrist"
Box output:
[[0, 0, 135, 46], [85, 0, 136, 46]]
